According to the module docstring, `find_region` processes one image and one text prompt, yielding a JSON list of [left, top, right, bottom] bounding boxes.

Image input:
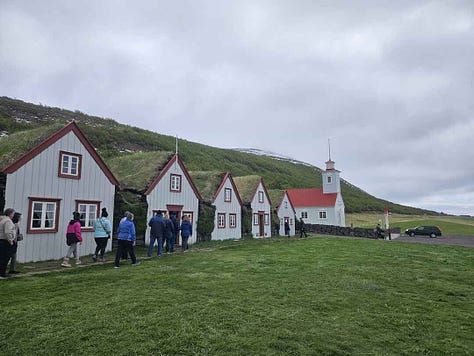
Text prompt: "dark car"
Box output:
[[405, 226, 442, 238]]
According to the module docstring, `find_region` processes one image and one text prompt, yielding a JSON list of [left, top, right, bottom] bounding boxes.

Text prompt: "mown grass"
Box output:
[[347, 213, 474, 236], [1, 236, 473, 355]]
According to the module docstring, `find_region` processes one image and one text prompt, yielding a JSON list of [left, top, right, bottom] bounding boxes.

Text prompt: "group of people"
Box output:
[[147, 211, 192, 257], [0, 208, 22, 279], [58, 207, 194, 269], [280, 217, 308, 238]]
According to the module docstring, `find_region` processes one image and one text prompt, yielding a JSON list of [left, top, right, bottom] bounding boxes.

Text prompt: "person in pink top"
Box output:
[[61, 212, 83, 267]]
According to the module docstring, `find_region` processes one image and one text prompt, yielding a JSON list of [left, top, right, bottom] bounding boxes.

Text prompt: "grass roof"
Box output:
[[189, 171, 226, 203], [233, 175, 262, 204], [106, 151, 173, 191], [0, 123, 65, 171], [268, 189, 284, 210]]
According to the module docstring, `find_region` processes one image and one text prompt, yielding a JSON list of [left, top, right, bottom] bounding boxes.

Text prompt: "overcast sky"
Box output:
[[1, 1, 473, 215]]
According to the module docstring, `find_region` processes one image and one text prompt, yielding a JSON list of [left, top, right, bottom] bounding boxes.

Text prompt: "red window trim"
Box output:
[[170, 174, 182, 192], [58, 150, 82, 179], [217, 213, 226, 228], [229, 213, 237, 228], [224, 188, 232, 202], [27, 197, 61, 234], [75, 200, 100, 232]]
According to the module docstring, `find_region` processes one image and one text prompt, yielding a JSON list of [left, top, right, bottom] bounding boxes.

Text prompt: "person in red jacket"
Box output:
[[61, 212, 83, 267]]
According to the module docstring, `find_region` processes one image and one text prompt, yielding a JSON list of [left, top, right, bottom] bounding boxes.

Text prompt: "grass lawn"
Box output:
[[347, 213, 474, 236], [1, 236, 473, 355]]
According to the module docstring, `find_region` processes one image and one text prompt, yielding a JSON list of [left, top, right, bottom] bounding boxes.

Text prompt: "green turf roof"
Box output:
[[189, 171, 226, 203], [106, 151, 174, 191], [233, 175, 262, 204], [268, 189, 284, 210], [0, 123, 65, 171]]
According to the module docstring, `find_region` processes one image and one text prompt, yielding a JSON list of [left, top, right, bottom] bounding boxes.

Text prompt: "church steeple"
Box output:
[[322, 139, 341, 194]]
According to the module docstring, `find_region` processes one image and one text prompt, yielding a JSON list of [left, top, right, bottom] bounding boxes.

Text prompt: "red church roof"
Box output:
[[286, 188, 337, 207]]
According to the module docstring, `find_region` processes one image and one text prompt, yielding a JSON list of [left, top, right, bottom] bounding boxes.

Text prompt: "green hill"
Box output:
[[0, 96, 439, 215]]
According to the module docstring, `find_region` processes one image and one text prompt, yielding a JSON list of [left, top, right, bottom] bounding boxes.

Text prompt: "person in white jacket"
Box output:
[[0, 208, 15, 279]]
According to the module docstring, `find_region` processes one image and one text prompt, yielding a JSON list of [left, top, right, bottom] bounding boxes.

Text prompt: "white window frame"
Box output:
[[217, 213, 226, 228], [224, 188, 232, 202], [258, 191, 264, 203], [229, 213, 237, 228], [59, 151, 81, 179], [301, 211, 308, 219], [76, 200, 99, 231], [327, 175, 333, 184], [264, 213, 269, 225], [253, 213, 259, 225], [170, 174, 182, 192], [28, 198, 60, 233], [319, 211, 327, 219]]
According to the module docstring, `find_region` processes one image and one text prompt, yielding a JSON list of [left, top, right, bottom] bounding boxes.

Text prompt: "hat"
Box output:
[[101, 207, 108, 218]]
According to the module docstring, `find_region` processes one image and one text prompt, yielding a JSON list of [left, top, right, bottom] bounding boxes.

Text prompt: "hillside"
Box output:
[[0, 96, 438, 215]]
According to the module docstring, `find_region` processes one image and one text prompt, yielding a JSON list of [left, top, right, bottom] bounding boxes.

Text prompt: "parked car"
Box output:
[[405, 226, 442, 238]]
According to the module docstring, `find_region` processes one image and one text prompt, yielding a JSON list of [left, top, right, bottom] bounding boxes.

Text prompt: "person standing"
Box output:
[[148, 211, 165, 257], [8, 212, 22, 274], [115, 211, 140, 268], [93, 208, 112, 262], [61, 212, 83, 267], [284, 220, 290, 237], [180, 215, 192, 252], [164, 212, 174, 254], [299, 218, 308, 238], [0, 208, 15, 279], [169, 212, 179, 248]]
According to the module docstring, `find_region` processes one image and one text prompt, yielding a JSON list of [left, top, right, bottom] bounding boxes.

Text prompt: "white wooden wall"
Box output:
[[5, 131, 115, 262], [145, 163, 199, 245], [250, 182, 272, 237], [211, 178, 242, 240], [277, 193, 296, 236]]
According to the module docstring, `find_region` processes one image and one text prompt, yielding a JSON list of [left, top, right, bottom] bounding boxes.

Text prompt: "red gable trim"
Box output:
[[251, 177, 272, 206], [2, 121, 119, 186], [211, 172, 243, 207], [144, 154, 203, 201], [277, 191, 296, 214], [286, 188, 337, 207]]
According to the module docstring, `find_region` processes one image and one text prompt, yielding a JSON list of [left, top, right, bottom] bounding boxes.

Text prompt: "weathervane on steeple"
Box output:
[[175, 135, 178, 156], [328, 138, 331, 161]]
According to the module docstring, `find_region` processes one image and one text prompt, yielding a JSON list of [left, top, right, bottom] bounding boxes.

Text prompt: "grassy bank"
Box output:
[[1, 236, 473, 354], [347, 213, 474, 236]]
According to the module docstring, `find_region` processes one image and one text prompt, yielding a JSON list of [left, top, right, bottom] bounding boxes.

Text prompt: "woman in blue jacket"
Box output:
[[114, 211, 140, 268], [180, 215, 192, 252]]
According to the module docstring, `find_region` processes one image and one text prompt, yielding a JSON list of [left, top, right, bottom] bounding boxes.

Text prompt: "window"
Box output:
[[258, 191, 264, 203], [284, 201, 288, 209], [253, 213, 259, 225], [58, 151, 82, 179], [218, 213, 226, 228], [327, 175, 333, 184], [170, 174, 182, 192], [290, 218, 293, 226], [319, 211, 327, 219], [229, 213, 237, 228], [27, 197, 60, 233], [301, 211, 308, 219], [224, 188, 232, 202], [264, 214, 269, 225], [77, 200, 99, 230]]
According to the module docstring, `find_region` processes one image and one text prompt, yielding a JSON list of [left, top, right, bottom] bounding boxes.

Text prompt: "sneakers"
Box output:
[[61, 258, 72, 268], [99, 256, 105, 263], [92, 255, 97, 262], [114, 266, 121, 269], [0, 275, 10, 280], [75, 259, 82, 265], [131, 262, 141, 266]]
